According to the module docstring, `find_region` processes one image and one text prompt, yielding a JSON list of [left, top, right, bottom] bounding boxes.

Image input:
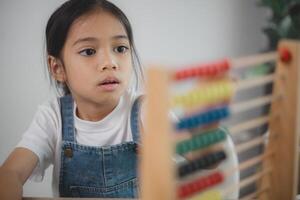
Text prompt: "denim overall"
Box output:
[[59, 95, 140, 198]]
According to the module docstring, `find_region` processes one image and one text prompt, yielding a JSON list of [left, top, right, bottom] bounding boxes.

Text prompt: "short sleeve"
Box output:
[[16, 103, 58, 182]]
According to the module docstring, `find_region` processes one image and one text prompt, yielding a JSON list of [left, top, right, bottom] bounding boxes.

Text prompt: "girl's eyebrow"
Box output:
[[73, 37, 98, 46], [73, 35, 128, 46], [112, 35, 128, 40]]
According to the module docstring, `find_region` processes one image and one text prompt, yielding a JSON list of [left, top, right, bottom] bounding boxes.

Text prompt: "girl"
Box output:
[[0, 0, 239, 199], [0, 0, 144, 198]]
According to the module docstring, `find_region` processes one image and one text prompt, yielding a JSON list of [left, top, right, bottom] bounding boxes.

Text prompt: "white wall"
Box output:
[[0, 0, 268, 197]]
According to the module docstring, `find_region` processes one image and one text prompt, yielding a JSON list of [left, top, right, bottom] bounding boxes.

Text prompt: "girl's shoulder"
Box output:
[[32, 97, 63, 133], [37, 96, 62, 117]]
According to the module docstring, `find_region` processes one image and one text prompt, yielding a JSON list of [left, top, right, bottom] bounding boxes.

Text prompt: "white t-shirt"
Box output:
[[17, 90, 139, 196]]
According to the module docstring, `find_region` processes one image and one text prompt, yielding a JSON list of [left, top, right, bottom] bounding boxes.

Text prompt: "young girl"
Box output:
[[0, 0, 239, 199], [0, 0, 144, 198]]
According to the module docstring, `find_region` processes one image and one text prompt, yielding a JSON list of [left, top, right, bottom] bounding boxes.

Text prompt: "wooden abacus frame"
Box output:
[[140, 40, 300, 200]]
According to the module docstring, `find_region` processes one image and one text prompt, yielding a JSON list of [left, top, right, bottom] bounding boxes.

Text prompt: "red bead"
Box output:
[[201, 69, 207, 76], [206, 65, 212, 76], [182, 70, 189, 78], [279, 47, 292, 63], [214, 63, 222, 74], [190, 183, 198, 193], [181, 186, 191, 197], [174, 71, 183, 80], [178, 187, 187, 198], [187, 69, 195, 77], [183, 70, 190, 78], [211, 65, 218, 76], [196, 67, 204, 76], [209, 173, 217, 183], [202, 178, 209, 188], [212, 174, 219, 183], [175, 70, 185, 80], [222, 59, 230, 71], [219, 173, 224, 182], [206, 177, 214, 187], [190, 68, 197, 77], [186, 185, 194, 196], [195, 179, 204, 190], [215, 173, 222, 182]]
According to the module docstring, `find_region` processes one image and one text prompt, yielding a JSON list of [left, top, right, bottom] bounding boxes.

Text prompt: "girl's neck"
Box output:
[[74, 98, 120, 122]]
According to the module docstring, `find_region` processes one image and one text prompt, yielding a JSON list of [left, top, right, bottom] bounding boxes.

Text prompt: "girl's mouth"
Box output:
[[98, 77, 120, 91]]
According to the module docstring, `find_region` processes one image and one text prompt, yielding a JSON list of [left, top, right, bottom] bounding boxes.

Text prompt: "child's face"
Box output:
[[60, 11, 133, 106]]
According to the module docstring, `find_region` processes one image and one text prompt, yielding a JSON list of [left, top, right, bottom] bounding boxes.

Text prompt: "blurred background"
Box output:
[[0, 0, 276, 197]]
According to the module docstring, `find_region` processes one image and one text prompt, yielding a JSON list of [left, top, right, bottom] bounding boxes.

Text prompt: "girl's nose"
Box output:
[[101, 63, 117, 71], [98, 51, 118, 71]]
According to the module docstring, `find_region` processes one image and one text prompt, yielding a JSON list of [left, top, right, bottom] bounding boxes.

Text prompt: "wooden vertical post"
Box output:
[[260, 40, 300, 200], [140, 67, 176, 200]]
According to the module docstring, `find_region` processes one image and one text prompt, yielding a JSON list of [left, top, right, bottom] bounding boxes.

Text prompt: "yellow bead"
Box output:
[[189, 190, 222, 200], [212, 85, 220, 100]]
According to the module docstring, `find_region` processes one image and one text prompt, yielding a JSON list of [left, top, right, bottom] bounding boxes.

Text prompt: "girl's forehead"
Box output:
[[66, 11, 127, 43]]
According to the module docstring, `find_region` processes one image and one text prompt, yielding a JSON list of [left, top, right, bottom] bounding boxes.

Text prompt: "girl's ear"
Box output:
[[48, 55, 66, 82]]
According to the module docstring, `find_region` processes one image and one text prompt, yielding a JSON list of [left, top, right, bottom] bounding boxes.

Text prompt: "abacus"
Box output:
[[140, 40, 300, 200]]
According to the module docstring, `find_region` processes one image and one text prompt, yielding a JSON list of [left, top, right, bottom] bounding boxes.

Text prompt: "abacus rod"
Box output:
[[225, 151, 273, 179], [235, 136, 265, 154], [229, 115, 270, 135], [230, 95, 275, 114], [238, 152, 274, 172], [239, 168, 272, 189], [222, 168, 272, 198], [239, 187, 269, 200], [236, 74, 275, 91], [231, 52, 277, 69]]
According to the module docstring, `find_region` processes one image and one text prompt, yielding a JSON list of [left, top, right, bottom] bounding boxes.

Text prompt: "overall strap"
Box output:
[[130, 96, 143, 143], [60, 95, 75, 142]]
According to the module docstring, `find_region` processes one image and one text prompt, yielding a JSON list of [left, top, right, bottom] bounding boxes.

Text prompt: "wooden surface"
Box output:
[[140, 67, 176, 200], [260, 40, 300, 200]]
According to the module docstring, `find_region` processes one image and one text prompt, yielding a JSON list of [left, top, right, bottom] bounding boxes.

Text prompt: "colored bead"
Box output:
[[176, 107, 229, 130], [195, 67, 202, 76], [178, 172, 224, 198], [195, 179, 204, 190], [174, 59, 231, 81], [172, 80, 234, 109], [279, 47, 292, 63], [178, 151, 227, 178], [175, 72, 184, 80], [190, 190, 222, 200]]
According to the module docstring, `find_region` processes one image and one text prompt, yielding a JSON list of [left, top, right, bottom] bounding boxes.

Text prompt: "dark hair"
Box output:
[[45, 0, 143, 96]]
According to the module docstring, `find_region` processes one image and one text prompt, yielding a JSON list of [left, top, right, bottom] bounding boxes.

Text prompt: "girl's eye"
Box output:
[[114, 46, 129, 54], [79, 48, 96, 56]]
